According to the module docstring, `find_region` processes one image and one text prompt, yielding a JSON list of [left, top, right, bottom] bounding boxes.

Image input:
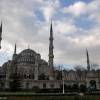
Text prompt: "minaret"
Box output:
[[14, 43, 16, 54], [49, 21, 54, 80], [13, 43, 17, 60], [12, 44, 17, 75], [34, 54, 40, 80], [49, 21, 54, 69], [86, 49, 90, 71], [0, 22, 2, 49]]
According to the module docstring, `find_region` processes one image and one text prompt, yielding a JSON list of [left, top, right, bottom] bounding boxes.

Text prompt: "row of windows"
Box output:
[[15, 74, 34, 79], [13, 74, 49, 80], [42, 83, 54, 88], [21, 53, 35, 56], [18, 63, 34, 66], [18, 58, 35, 62], [0, 75, 6, 78], [25, 83, 55, 89]]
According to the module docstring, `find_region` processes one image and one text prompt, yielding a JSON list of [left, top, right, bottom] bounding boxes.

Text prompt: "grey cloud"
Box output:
[[0, 0, 100, 69]]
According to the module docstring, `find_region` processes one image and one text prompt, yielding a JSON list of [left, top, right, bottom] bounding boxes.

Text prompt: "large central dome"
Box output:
[[17, 49, 37, 64]]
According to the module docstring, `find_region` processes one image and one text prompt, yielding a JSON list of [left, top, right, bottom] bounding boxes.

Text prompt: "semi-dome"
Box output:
[[17, 49, 37, 64]]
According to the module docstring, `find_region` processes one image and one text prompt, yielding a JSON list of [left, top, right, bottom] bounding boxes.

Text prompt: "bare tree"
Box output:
[[74, 65, 86, 80], [91, 63, 100, 70]]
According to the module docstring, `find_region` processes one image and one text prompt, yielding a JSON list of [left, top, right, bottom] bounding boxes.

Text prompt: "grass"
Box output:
[[0, 92, 100, 100], [1, 95, 100, 100]]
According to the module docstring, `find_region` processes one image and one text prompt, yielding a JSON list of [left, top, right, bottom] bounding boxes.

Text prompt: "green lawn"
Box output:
[[0, 93, 100, 100], [1, 95, 100, 100]]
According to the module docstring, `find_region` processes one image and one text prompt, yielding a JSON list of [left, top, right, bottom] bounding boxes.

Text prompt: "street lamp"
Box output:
[[62, 66, 65, 94]]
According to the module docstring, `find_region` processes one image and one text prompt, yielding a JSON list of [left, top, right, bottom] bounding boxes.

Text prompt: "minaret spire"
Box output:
[[13, 43, 17, 60], [14, 43, 16, 54], [48, 21, 54, 80], [0, 22, 2, 49], [50, 20, 53, 38], [49, 21, 54, 68], [86, 49, 90, 71]]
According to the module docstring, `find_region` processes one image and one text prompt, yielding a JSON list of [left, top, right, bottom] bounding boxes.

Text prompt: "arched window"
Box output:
[[26, 82, 29, 89], [38, 74, 46, 80], [29, 75, 31, 79], [80, 84, 86, 92], [32, 74, 34, 79], [24, 74, 27, 79], [50, 84, 54, 88], [89, 80, 96, 91], [72, 84, 79, 92], [43, 83, 46, 88]]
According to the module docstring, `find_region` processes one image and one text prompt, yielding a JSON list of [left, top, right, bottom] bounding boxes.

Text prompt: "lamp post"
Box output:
[[62, 67, 65, 94]]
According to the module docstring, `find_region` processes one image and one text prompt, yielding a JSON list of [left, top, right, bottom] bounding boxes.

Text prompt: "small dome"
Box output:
[[17, 49, 37, 64], [2, 62, 9, 74]]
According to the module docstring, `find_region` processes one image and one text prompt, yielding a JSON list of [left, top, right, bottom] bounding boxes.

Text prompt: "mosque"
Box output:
[[0, 22, 100, 91]]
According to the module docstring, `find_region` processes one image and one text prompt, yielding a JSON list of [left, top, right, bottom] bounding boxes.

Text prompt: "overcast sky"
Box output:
[[0, 0, 100, 69]]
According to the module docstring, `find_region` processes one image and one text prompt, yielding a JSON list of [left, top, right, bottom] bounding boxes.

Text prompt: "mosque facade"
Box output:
[[0, 22, 100, 91]]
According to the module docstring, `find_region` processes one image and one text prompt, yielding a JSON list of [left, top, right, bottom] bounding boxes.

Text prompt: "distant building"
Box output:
[[0, 22, 100, 91]]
